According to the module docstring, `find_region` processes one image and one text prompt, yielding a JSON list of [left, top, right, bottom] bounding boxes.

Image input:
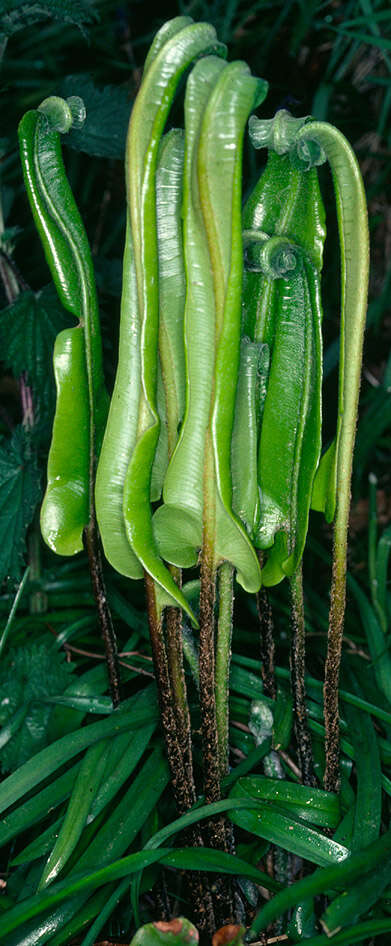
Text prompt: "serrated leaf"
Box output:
[[0, 285, 72, 427], [0, 0, 97, 40], [0, 426, 41, 584], [60, 75, 132, 158]]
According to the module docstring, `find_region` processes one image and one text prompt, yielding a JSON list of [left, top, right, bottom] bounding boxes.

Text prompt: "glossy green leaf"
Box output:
[[154, 57, 267, 592], [344, 700, 381, 850], [242, 149, 325, 584], [292, 121, 369, 533], [242, 150, 326, 340], [293, 918, 391, 946], [123, 20, 226, 617], [11, 815, 64, 866], [228, 794, 348, 866], [38, 739, 109, 888], [0, 842, 280, 940], [94, 217, 143, 579], [40, 326, 90, 555], [9, 747, 167, 946], [348, 573, 391, 705], [18, 103, 108, 555], [248, 827, 391, 938], [231, 339, 268, 539], [231, 775, 340, 828], [0, 696, 158, 816], [255, 264, 323, 584], [151, 129, 186, 497], [153, 55, 227, 570], [321, 853, 391, 936], [76, 746, 170, 872], [0, 762, 80, 849]]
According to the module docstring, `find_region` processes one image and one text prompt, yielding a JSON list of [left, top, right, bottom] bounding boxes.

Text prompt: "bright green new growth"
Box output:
[[18, 98, 108, 556], [95, 130, 186, 580], [20, 18, 342, 600], [121, 21, 227, 619], [153, 56, 267, 593], [240, 149, 326, 585]]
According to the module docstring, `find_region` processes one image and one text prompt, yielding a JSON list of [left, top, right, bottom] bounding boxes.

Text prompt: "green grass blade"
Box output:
[[228, 800, 348, 867], [248, 828, 391, 937], [321, 852, 391, 936], [0, 698, 158, 815], [344, 701, 381, 849], [38, 739, 109, 888], [230, 776, 340, 828], [0, 762, 80, 848]]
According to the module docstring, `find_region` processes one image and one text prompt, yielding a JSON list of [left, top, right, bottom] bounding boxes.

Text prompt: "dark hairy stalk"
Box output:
[[144, 571, 192, 812], [144, 572, 216, 935], [199, 442, 235, 925], [256, 583, 276, 700], [215, 561, 234, 780], [165, 567, 195, 797], [199, 544, 223, 810], [323, 544, 346, 793], [199, 546, 235, 926], [83, 518, 121, 708], [215, 561, 243, 919], [289, 566, 317, 788]]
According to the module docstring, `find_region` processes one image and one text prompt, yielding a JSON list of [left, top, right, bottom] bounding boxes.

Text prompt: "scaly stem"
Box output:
[[144, 571, 191, 811], [256, 582, 276, 700], [324, 528, 346, 793], [83, 517, 121, 708], [289, 566, 316, 787], [165, 567, 195, 804], [199, 541, 220, 807], [215, 561, 234, 780], [199, 433, 221, 808], [199, 437, 234, 926], [145, 572, 216, 935]]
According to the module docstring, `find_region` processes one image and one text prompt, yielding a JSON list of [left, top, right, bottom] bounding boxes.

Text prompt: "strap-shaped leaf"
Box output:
[[142, 15, 193, 76], [18, 101, 108, 555], [242, 150, 326, 585], [151, 128, 187, 495], [154, 59, 267, 593], [255, 262, 323, 585], [95, 219, 143, 578], [42, 327, 89, 555], [231, 338, 269, 539], [200, 62, 267, 590], [122, 21, 226, 619], [242, 150, 325, 342], [153, 55, 227, 568], [299, 122, 369, 528], [96, 130, 186, 576], [249, 115, 369, 533]]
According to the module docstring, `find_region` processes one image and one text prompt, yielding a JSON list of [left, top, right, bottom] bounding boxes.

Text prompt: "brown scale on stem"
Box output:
[[144, 572, 217, 935], [83, 518, 121, 708], [256, 586, 276, 700], [323, 553, 346, 794], [289, 568, 317, 788]]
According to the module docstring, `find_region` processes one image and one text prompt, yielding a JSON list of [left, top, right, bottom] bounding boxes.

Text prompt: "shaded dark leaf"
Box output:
[[0, 425, 41, 583]]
